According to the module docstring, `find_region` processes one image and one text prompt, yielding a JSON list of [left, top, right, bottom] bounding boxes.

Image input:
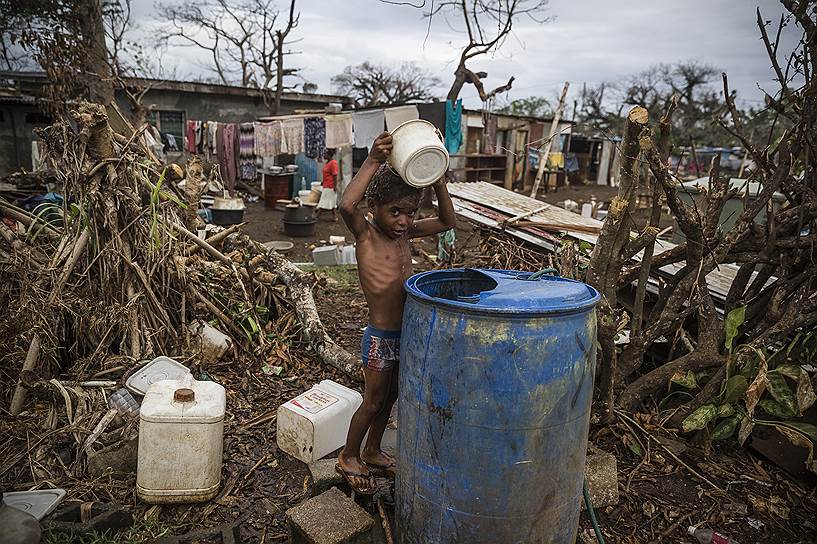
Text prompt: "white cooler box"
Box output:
[[277, 380, 363, 463]]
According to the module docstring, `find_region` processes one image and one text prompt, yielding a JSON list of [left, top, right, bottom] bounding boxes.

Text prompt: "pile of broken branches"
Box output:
[[0, 102, 360, 422]]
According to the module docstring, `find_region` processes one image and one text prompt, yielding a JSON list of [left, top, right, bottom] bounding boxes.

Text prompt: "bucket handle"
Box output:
[[434, 128, 444, 143]]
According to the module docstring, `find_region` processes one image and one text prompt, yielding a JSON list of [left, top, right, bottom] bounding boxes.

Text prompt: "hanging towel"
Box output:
[[325, 114, 353, 148], [209, 122, 219, 156], [352, 109, 385, 149], [185, 120, 197, 153], [239, 123, 256, 180], [281, 118, 305, 155], [303, 117, 326, 159], [417, 102, 446, 138], [384, 105, 419, 131], [445, 99, 463, 154], [219, 123, 238, 192]]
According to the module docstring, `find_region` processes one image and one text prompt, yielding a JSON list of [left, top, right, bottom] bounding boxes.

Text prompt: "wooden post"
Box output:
[[503, 129, 516, 190], [530, 81, 570, 198]]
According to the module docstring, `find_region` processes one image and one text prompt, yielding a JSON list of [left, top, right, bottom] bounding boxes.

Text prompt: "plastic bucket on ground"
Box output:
[[389, 119, 449, 188]]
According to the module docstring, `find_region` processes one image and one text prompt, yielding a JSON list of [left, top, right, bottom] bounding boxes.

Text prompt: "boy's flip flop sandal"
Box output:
[[335, 463, 378, 495], [364, 459, 397, 478]]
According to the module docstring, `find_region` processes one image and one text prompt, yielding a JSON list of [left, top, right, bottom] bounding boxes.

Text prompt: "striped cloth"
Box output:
[[239, 123, 256, 180]]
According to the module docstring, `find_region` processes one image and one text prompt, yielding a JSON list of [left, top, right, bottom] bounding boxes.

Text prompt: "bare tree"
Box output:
[[422, 0, 550, 101], [0, 0, 114, 110], [583, 3, 817, 449], [156, 0, 300, 113], [577, 62, 724, 145], [332, 61, 441, 107]]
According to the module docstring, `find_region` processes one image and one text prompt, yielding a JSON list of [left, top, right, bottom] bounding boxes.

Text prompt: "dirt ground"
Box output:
[[6, 187, 815, 543], [242, 195, 816, 544]]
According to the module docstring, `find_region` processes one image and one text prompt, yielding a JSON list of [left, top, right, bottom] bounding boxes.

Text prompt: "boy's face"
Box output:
[[372, 196, 420, 239]]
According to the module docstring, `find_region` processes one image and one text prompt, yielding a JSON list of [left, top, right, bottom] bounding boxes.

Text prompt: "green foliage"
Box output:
[[497, 95, 553, 118], [722, 375, 748, 404], [671, 370, 698, 389], [724, 306, 746, 352], [682, 403, 719, 432], [711, 414, 741, 441], [766, 372, 798, 417]]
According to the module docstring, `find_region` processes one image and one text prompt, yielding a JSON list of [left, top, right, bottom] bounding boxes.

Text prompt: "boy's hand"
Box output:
[[369, 132, 393, 163]]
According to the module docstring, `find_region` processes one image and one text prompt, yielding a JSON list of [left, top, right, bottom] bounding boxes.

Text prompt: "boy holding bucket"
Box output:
[[336, 132, 456, 494]]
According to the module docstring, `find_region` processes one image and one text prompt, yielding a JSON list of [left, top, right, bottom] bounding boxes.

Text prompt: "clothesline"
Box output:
[[178, 99, 472, 190]]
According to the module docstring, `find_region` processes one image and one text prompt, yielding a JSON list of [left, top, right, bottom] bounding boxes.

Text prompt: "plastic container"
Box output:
[[688, 527, 739, 543], [389, 119, 449, 188], [126, 356, 191, 397], [397, 268, 599, 543], [108, 387, 140, 416], [2, 489, 66, 521], [277, 380, 363, 463], [312, 245, 341, 266], [137, 376, 226, 503], [188, 320, 233, 362], [340, 245, 356, 265]]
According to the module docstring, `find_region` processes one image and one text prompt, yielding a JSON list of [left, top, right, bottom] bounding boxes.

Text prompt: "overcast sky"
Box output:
[[132, 0, 801, 110]]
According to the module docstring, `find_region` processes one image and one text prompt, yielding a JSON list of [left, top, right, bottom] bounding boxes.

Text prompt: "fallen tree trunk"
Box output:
[[255, 239, 361, 380]]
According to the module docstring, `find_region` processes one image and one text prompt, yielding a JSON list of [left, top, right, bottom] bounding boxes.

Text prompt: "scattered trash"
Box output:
[[747, 517, 764, 530], [263, 240, 295, 252], [2, 489, 66, 521], [559, 199, 579, 213], [312, 245, 342, 266], [137, 375, 226, 503], [277, 380, 363, 463], [688, 526, 740, 543], [108, 387, 140, 416], [329, 235, 347, 245], [188, 321, 233, 362], [262, 363, 284, 376], [125, 356, 191, 397]]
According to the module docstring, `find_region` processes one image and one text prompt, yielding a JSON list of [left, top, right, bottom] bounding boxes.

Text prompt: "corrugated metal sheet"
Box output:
[[449, 181, 755, 304]]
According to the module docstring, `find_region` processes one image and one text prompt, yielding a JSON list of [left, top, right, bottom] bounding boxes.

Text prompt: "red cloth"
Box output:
[[186, 120, 197, 153], [322, 159, 338, 189]]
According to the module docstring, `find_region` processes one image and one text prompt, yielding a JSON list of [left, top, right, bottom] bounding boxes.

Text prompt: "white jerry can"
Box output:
[[137, 377, 226, 503], [277, 380, 363, 463]]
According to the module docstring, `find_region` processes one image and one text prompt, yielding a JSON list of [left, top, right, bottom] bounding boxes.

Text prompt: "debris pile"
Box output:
[[0, 103, 360, 540]]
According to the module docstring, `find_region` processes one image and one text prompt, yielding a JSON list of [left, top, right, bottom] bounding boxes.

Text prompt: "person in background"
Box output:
[[315, 148, 339, 221]]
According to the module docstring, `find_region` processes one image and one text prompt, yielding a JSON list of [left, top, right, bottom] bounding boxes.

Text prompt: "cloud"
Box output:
[[134, 0, 801, 109]]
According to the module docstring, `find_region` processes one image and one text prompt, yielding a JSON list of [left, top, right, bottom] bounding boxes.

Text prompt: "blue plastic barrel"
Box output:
[[397, 268, 600, 544]]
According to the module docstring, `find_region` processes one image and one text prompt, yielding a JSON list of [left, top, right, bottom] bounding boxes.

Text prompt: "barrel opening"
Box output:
[[414, 269, 498, 304]]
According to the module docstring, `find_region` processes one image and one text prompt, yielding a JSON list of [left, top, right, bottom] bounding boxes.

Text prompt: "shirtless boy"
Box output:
[[336, 132, 456, 494]]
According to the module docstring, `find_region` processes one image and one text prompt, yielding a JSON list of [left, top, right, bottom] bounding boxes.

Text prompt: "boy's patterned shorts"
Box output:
[[361, 325, 401, 372]]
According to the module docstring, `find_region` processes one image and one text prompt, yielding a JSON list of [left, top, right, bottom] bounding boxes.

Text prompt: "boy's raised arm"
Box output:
[[339, 132, 392, 238], [409, 177, 457, 238]]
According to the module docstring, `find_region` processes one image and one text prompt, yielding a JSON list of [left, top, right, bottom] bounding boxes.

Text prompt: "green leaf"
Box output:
[[724, 306, 746, 351], [758, 399, 796, 419], [711, 414, 741, 441], [774, 365, 802, 380], [779, 421, 817, 443], [723, 375, 748, 403], [671, 370, 698, 389], [717, 404, 736, 418], [682, 403, 719, 433], [766, 373, 798, 416]]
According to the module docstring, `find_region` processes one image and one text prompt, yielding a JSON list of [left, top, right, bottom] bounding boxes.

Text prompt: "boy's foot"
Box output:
[[336, 452, 377, 495], [361, 450, 397, 478]]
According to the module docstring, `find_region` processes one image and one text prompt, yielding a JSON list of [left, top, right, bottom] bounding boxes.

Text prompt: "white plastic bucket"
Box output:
[[389, 119, 449, 188]]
